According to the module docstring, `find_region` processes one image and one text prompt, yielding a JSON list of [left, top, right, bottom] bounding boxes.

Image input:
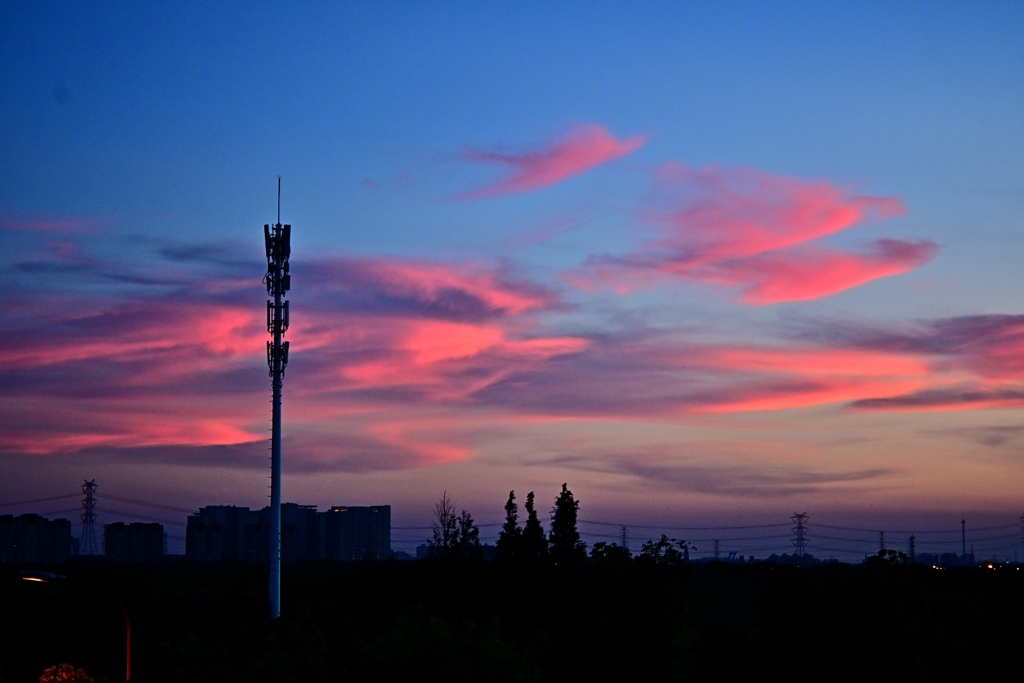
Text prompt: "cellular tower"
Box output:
[[264, 179, 291, 619]]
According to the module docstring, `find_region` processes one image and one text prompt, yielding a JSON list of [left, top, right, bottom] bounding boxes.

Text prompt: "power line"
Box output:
[[817, 522, 1018, 534], [104, 494, 194, 514], [37, 507, 85, 517], [97, 507, 186, 527], [916, 533, 1020, 544], [0, 493, 80, 508], [579, 519, 790, 531]]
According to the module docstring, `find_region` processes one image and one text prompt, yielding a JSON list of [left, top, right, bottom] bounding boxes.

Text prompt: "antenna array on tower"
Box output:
[[263, 177, 292, 620]]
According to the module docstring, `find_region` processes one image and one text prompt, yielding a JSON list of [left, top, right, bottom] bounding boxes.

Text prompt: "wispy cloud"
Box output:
[[802, 314, 1024, 411], [545, 449, 897, 498], [458, 124, 647, 199], [0, 246, 587, 467], [0, 217, 102, 235], [0, 225, 1016, 478], [570, 163, 936, 303]]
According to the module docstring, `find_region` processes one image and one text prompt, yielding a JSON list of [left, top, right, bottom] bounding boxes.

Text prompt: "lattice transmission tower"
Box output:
[[791, 512, 809, 556], [80, 479, 98, 555]]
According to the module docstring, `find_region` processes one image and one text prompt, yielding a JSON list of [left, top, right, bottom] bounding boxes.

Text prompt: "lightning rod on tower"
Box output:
[[263, 177, 291, 619]]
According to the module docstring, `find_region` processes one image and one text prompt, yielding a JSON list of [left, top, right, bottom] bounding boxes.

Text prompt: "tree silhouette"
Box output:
[[549, 483, 586, 565], [428, 492, 481, 559], [520, 491, 548, 565], [429, 491, 458, 553], [639, 535, 694, 565], [590, 541, 632, 565], [496, 490, 522, 562], [457, 509, 481, 558]]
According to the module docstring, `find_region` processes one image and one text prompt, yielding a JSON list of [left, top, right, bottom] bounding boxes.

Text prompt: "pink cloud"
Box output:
[[459, 124, 647, 199], [812, 315, 1024, 411], [367, 419, 472, 466], [647, 163, 906, 263], [3, 234, 1017, 478], [701, 239, 939, 304], [571, 164, 935, 303], [0, 254, 589, 464]]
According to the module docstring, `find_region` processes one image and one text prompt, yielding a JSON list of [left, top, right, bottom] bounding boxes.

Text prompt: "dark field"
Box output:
[[2, 558, 1022, 682]]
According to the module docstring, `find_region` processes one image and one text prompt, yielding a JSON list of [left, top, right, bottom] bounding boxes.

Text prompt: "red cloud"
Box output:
[[571, 164, 935, 303], [459, 124, 647, 199]]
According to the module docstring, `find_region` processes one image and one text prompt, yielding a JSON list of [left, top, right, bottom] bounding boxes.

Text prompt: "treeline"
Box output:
[[6, 486, 1022, 681], [5, 551, 1024, 682], [425, 484, 697, 565]]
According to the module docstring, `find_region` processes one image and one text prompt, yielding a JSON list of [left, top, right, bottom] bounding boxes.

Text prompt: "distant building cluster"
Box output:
[[0, 514, 73, 564], [104, 522, 165, 562], [185, 503, 391, 562]]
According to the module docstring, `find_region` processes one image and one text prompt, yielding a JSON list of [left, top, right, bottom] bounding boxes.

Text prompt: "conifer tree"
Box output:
[[458, 509, 481, 557], [520, 491, 548, 564], [496, 490, 522, 561], [549, 483, 586, 565]]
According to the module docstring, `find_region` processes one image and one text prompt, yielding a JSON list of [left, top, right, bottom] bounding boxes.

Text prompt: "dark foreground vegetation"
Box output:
[[2, 556, 1022, 682]]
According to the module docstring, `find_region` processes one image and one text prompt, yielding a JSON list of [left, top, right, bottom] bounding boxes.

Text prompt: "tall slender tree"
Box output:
[[496, 490, 522, 561], [549, 483, 586, 565], [430, 491, 458, 552], [520, 491, 548, 564]]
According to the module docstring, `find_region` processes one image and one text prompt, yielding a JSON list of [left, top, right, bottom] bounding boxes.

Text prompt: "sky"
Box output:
[[2, 2, 1023, 560]]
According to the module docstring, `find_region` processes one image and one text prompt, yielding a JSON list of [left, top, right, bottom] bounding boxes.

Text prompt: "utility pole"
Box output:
[[878, 531, 885, 553], [713, 539, 720, 561], [619, 525, 628, 552], [908, 535, 916, 562], [80, 480, 98, 555], [791, 512, 809, 556], [264, 178, 291, 620], [961, 515, 966, 560]]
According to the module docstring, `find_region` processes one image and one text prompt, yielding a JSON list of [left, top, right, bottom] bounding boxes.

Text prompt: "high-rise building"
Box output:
[[185, 503, 391, 562], [0, 514, 72, 564], [243, 503, 322, 563], [324, 506, 391, 561], [104, 522, 164, 563], [185, 505, 251, 561]]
